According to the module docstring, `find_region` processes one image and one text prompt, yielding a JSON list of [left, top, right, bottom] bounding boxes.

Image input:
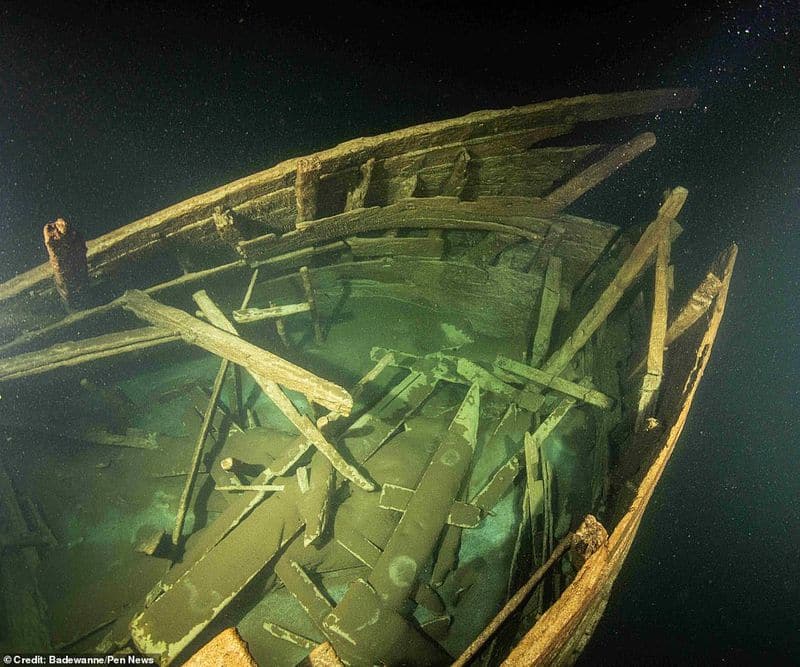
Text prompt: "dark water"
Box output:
[[1, 1, 798, 663]]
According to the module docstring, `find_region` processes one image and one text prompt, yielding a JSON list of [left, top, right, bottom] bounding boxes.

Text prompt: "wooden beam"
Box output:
[[543, 132, 656, 212], [0, 326, 180, 383], [300, 453, 334, 546], [120, 289, 352, 415], [530, 256, 562, 366], [635, 231, 671, 430], [295, 157, 322, 225], [211, 207, 246, 255], [495, 355, 614, 409]]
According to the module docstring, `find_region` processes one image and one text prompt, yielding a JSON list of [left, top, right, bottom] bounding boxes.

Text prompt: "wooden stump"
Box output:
[[43, 217, 89, 309]]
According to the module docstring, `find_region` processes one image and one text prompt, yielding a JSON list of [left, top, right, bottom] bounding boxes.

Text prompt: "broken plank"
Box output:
[[495, 355, 614, 409], [120, 289, 352, 415], [530, 255, 562, 366], [366, 383, 479, 610], [344, 158, 375, 211], [0, 326, 180, 383], [263, 623, 319, 652], [378, 483, 482, 528]]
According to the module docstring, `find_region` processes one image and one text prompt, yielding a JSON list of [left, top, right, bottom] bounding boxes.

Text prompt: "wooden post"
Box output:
[[43, 217, 89, 310], [635, 230, 671, 430], [295, 157, 322, 225], [530, 255, 562, 367], [299, 265, 324, 343], [120, 289, 352, 415], [270, 301, 291, 346]]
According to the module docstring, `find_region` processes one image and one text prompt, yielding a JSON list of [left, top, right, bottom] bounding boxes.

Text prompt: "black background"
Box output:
[[1, 1, 798, 663]]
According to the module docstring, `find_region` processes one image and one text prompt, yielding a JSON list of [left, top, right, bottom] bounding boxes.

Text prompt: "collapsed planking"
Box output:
[[0, 90, 737, 665]]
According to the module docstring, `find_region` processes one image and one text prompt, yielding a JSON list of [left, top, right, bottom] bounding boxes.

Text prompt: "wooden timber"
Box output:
[[635, 230, 671, 430], [0, 326, 181, 383], [232, 302, 311, 323], [119, 289, 352, 414], [530, 255, 562, 366]]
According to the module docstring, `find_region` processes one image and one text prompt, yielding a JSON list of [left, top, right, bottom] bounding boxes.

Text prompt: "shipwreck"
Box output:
[[0, 89, 736, 666]]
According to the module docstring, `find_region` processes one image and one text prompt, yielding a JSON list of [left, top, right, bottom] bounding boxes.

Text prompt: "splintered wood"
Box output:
[[43, 217, 89, 310]]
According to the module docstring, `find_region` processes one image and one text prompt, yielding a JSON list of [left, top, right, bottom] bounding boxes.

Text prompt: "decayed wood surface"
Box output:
[[0, 326, 181, 382], [120, 289, 352, 414], [503, 244, 736, 666], [232, 302, 311, 323]]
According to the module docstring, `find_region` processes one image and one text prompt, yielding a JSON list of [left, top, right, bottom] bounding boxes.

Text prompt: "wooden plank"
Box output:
[[120, 289, 352, 415], [300, 266, 324, 343], [295, 157, 322, 224], [300, 453, 335, 546], [0, 326, 181, 382], [440, 147, 471, 197], [345, 235, 444, 259], [635, 231, 671, 430], [530, 255, 562, 366], [365, 383, 479, 609], [495, 355, 614, 409]]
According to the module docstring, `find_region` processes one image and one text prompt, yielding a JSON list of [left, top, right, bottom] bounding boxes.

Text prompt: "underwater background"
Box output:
[[0, 0, 798, 663]]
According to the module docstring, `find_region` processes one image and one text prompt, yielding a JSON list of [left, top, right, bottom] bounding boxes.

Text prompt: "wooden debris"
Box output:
[[530, 222, 565, 275], [184, 627, 257, 667], [316, 350, 394, 431], [170, 279, 257, 549], [232, 302, 312, 323], [463, 232, 518, 266], [43, 217, 89, 310], [366, 383, 479, 608], [255, 375, 374, 491], [521, 187, 688, 408], [530, 255, 562, 366], [0, 326, 181, 383], [133, 372, 438, 661], [0, 459, 51, 651], [300, 453, 335, 546], [471, 455, 522, 513], [275, 557, 334, 630], [135, 529, 170, 557], [300, 265, 324, 343], [270, 300, 291, 346], [370, 346, 541, 411], [635, 230, 671, 431], [344, 157, 375, 211], [569, 514, 608, 570], [214, 484, 285, 493], [495, 355, 614, 409], [378, 483, 482, 528], [120, 289, 352, 414], [296, 465, 310, 494], [263, 622, 319, 651], [295, 157, 322, 225]]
